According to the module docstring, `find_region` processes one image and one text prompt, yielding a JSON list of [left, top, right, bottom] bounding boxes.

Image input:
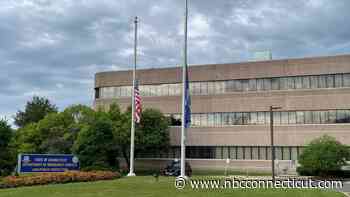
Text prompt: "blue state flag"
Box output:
[[184, 67, 191, 128]]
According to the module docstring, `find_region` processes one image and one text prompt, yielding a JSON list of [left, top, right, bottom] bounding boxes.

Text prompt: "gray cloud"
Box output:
[[1, 0, 350, 125]]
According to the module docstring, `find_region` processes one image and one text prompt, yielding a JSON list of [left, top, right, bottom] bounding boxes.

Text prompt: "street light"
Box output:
[[270, 105, 282, 183]]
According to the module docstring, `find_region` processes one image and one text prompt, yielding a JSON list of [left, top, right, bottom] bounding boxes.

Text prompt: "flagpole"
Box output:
[[180, 0, 188, 178], [127, 16, 138, 177]]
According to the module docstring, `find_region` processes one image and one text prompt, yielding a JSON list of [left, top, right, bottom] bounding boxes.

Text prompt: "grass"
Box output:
[[0, 176, 344, 197]]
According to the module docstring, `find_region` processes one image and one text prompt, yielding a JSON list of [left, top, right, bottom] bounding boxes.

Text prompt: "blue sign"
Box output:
[[18, 154, 80, 173]]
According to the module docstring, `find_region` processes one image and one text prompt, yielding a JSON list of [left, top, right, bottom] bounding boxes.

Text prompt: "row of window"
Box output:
[[136, 146, 304, 160], [96, 73, 350, 99], [169, 109, 350, 126]]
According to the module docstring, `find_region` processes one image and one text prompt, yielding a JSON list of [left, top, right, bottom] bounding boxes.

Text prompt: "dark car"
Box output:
[[162, 160, 192, 177]]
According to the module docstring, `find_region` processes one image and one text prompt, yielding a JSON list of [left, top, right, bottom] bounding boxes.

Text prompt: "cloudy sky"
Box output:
[[1, 0, 350, 125]]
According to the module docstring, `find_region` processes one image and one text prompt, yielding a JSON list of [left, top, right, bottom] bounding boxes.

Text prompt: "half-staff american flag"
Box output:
[[134, 80, 142, 123]]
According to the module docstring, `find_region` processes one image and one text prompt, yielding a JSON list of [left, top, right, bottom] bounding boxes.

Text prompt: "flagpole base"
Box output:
[[177, 175, 188, 180], [127, 172, 136, 177]]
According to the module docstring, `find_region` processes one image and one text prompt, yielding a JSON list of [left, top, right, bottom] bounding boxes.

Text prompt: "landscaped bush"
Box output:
[[297, 135, 350, 177], [0, 171, 121, 188]]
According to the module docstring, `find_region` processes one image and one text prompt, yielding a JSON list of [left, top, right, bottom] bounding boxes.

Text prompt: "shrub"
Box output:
[[1, 171, 121, 188], [298, 135, 350, 177]]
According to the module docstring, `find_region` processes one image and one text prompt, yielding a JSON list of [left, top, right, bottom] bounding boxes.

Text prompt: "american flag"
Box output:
[[134, 80, 142, 123]]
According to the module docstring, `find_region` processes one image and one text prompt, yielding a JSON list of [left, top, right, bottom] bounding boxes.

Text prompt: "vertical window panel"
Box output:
[[273, 111, 281, 125], [241, 80, 249, 92], [310, 76, 319, 89], [252, 147, 259, 160], [237, 147, 244, 159], [302, 76, 311, 89], [222, 113, 230, 125], [200, 114, 208, 127], [207, 81, 215, 95], [235, 80, 242, 92], [287, 77, 295, 89], [259, 147, 267, 160], [291, 147, 298, 161], [279, 77, 288, 90], [296, 111, 304, 124], [283, 147, 290, 160], [328, 110, 337, 123], [288, 111, 296, 124], [344, 74, 350, 87], [249, 112, 258, 125], [257, 112, 265, 124], [242, 112, 249, 125], [304, 111, 313, 124], [225, 81, 234, 92], [174, 84, 181, 95], [216, 113, 222, 126], [312, 111, 321, 124], [248, 79, 257, 91], [215, 81, 224, 94], [335, 74, 343, 87], [263, 78, 272, 90], [229, 113, 235, 125], [265, 112, 270, 124], [257, 79, 264, 91], [207, 113, 215, 127], [281, 112, 289, 124], [235, 112, 243, 125], [275, 147, 283, 160], [295, 76, 303, 89], [320, 111, 328, 124], [326, 75, 335, 88], [271, 78, 280, 90], [318, 75, 327, 88]]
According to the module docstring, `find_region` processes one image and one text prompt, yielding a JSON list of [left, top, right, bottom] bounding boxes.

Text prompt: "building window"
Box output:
[[344, 74, 350, 87], [335, 74, 343, 87], [288, 111, 296, 124], [249, 112, 258, 125], [326, 75, 335, 88], [295, 76, 303, 89], [296, 111, 304, 124], [248, 79, 257, 91], [318, 75, 327, 88], [241, 80, 249, 91], [281, 112, 289, 124], [257, 112, 265, 124], [234, 80, 243, 92], [224, 81, 234, 93], [302, 76, 311, 89], [310, 76, 319, 89], [273, 111, 281, 125], [271, 78, 280, 90], [256, 79, 264, 91]]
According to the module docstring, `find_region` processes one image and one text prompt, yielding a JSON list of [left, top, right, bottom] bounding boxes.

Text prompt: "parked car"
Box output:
[[162, 159, 192, 177]]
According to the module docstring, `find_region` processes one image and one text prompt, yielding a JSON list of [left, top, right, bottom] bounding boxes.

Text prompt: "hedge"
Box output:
[[0, 171, 121, 188]]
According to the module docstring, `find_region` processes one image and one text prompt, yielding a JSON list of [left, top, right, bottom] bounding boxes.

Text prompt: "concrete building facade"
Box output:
[[94, 54, 350, 172]]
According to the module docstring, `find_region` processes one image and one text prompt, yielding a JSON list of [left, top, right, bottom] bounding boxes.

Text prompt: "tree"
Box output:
[[14, 96, 58, 128], [113, 106, 170, 168], [0, 119, 15, 176], [297, 135, 350, 176], [15, 105, 95, 154], [73, 114, 119, 170]]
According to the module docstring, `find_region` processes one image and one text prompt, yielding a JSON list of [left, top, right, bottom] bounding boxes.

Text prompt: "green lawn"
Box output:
[[0, 176, 344, 197]]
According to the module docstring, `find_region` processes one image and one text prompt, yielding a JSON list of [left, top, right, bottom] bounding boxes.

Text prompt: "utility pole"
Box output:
[[270, 105, 281, 183], [127, 16, 138, 177]]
